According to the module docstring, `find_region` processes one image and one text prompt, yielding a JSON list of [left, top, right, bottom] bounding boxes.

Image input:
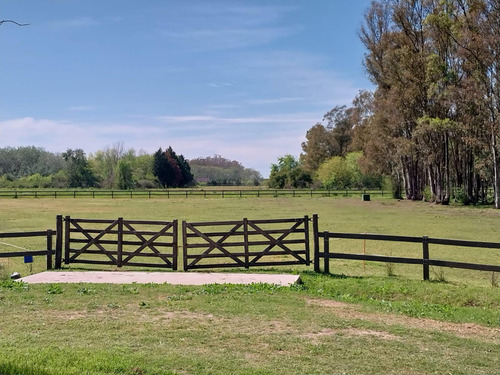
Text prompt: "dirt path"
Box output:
[[306, 297, 500, 342]]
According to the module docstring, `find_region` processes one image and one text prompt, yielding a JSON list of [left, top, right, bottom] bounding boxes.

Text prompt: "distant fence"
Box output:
[[312, 215, 500, 280], [0, 189, 386, 199], [0, 230, 55, 269]]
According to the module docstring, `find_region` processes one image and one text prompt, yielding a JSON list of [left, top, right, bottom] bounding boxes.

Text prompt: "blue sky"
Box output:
[[1, 0, 373, 177]]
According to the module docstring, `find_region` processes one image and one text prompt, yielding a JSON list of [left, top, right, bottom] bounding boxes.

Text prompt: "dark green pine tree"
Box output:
[[153, 148, 170, 188], [154, 146, 194, 188], [177, 154, 194, 186]]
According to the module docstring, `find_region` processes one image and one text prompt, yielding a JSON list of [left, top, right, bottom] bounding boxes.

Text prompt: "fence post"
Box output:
[[64, 216, 71, 264], [117, 217, 123, 267], [324, 231, 330, 274], [243, 218, 249, 268], [422, 236, 429, 281], [304, 215, 310, 266], [172, 220, 178, 271], [182, 221, 188, 271], [313, 214, 320, 273], [55, 215, 63, 269], [46, 229, 53, 270]]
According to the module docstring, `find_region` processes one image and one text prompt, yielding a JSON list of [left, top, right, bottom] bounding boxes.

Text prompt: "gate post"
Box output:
[[304, 215, 310, 266], [46, 229, 53, 270], [243, 218, 249, 268], [117, 217, 123, 267], [64, 216, 70, 264], [172, 220, 178, 271], [55, 215, 63, 269], [182, 221, 188, 271], [313, 214, 320, 273]]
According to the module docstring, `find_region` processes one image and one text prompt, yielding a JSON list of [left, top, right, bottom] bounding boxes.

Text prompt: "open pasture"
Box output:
[[1, 197, 500, 374]]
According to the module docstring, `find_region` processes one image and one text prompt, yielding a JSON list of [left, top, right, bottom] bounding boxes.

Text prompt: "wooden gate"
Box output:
[[182, 216, 310, 271], [64, 216, 178, 269]]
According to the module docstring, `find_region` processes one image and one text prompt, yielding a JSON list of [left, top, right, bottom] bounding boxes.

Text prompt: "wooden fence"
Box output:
[[0, 189, 386, 199], [63, 216, 178, 270], [0, 230, 55, 269], [2, 214, 499, 279], [183, 217, 310, 271], [312, 215, 500, 280]]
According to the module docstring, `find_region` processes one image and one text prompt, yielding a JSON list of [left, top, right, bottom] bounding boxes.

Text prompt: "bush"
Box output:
[[136, 179, 156, 189]]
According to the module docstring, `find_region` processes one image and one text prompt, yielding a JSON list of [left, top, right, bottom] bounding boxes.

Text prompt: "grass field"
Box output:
[[1, 196, 499, 285], [0, 196, 499, 374]]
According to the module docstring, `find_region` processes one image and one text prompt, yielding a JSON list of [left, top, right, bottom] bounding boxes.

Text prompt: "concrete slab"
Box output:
[[18, 271, 301, 286]]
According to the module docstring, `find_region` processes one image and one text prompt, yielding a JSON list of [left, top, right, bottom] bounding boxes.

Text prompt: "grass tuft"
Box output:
[[491, 272, 499, 288]]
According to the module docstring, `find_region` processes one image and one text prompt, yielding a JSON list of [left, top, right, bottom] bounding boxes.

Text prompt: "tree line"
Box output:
[[269, 90, 384, 191], [0, 145, 261, 189], [360, 0, 500, 207], [275, 0, 500, 207]]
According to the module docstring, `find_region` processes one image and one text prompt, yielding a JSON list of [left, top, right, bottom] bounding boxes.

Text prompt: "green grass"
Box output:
[[1, 197, 500, 374], [0, 276, 499, 375]]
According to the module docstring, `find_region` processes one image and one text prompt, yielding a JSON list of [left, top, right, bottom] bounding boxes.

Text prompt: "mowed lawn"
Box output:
[[0, 196, 499, 374]]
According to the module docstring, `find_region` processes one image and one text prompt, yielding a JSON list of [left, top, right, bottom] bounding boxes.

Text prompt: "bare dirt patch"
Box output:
[[306, 297, 500, 342], [302, 327, 400, 343]]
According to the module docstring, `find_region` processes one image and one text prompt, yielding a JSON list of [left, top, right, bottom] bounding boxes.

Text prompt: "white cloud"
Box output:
[[0, 114, 312, 176]]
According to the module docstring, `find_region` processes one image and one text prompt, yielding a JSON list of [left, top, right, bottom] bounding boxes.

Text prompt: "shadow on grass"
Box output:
[[0, 362, 54, 375]]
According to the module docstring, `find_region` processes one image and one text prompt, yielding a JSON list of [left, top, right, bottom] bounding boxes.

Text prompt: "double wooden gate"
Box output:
[[59, 215, 311, 271], [63, 216, 178, 269]]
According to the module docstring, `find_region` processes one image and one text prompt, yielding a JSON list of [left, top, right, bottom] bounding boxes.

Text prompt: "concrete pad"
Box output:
[[19, 271, 301, 286]]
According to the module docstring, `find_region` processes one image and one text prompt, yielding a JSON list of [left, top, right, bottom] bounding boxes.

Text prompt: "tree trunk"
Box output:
[[492, 133, 500, 209]]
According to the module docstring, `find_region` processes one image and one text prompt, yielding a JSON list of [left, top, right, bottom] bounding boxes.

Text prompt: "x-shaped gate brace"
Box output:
[[183, 217, 310, 271], [64, 217, 178, 269]]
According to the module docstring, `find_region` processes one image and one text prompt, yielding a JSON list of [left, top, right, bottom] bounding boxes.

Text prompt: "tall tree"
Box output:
[[300, 124, 339, 171], [153, 146, 194, 188], [153, 148, 171, 188], [268, 155, 312, 189], [62, 149, 96, 188]]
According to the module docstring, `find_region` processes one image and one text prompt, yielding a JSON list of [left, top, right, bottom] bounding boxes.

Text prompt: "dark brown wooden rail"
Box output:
[[312, 215, 500, 280], [0, 230, 54, 269]]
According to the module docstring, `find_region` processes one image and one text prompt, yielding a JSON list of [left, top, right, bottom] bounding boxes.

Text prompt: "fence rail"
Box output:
[[0, 230, 55, 269], [0, 189, 386, 199], [312, 216, 500, 280]]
